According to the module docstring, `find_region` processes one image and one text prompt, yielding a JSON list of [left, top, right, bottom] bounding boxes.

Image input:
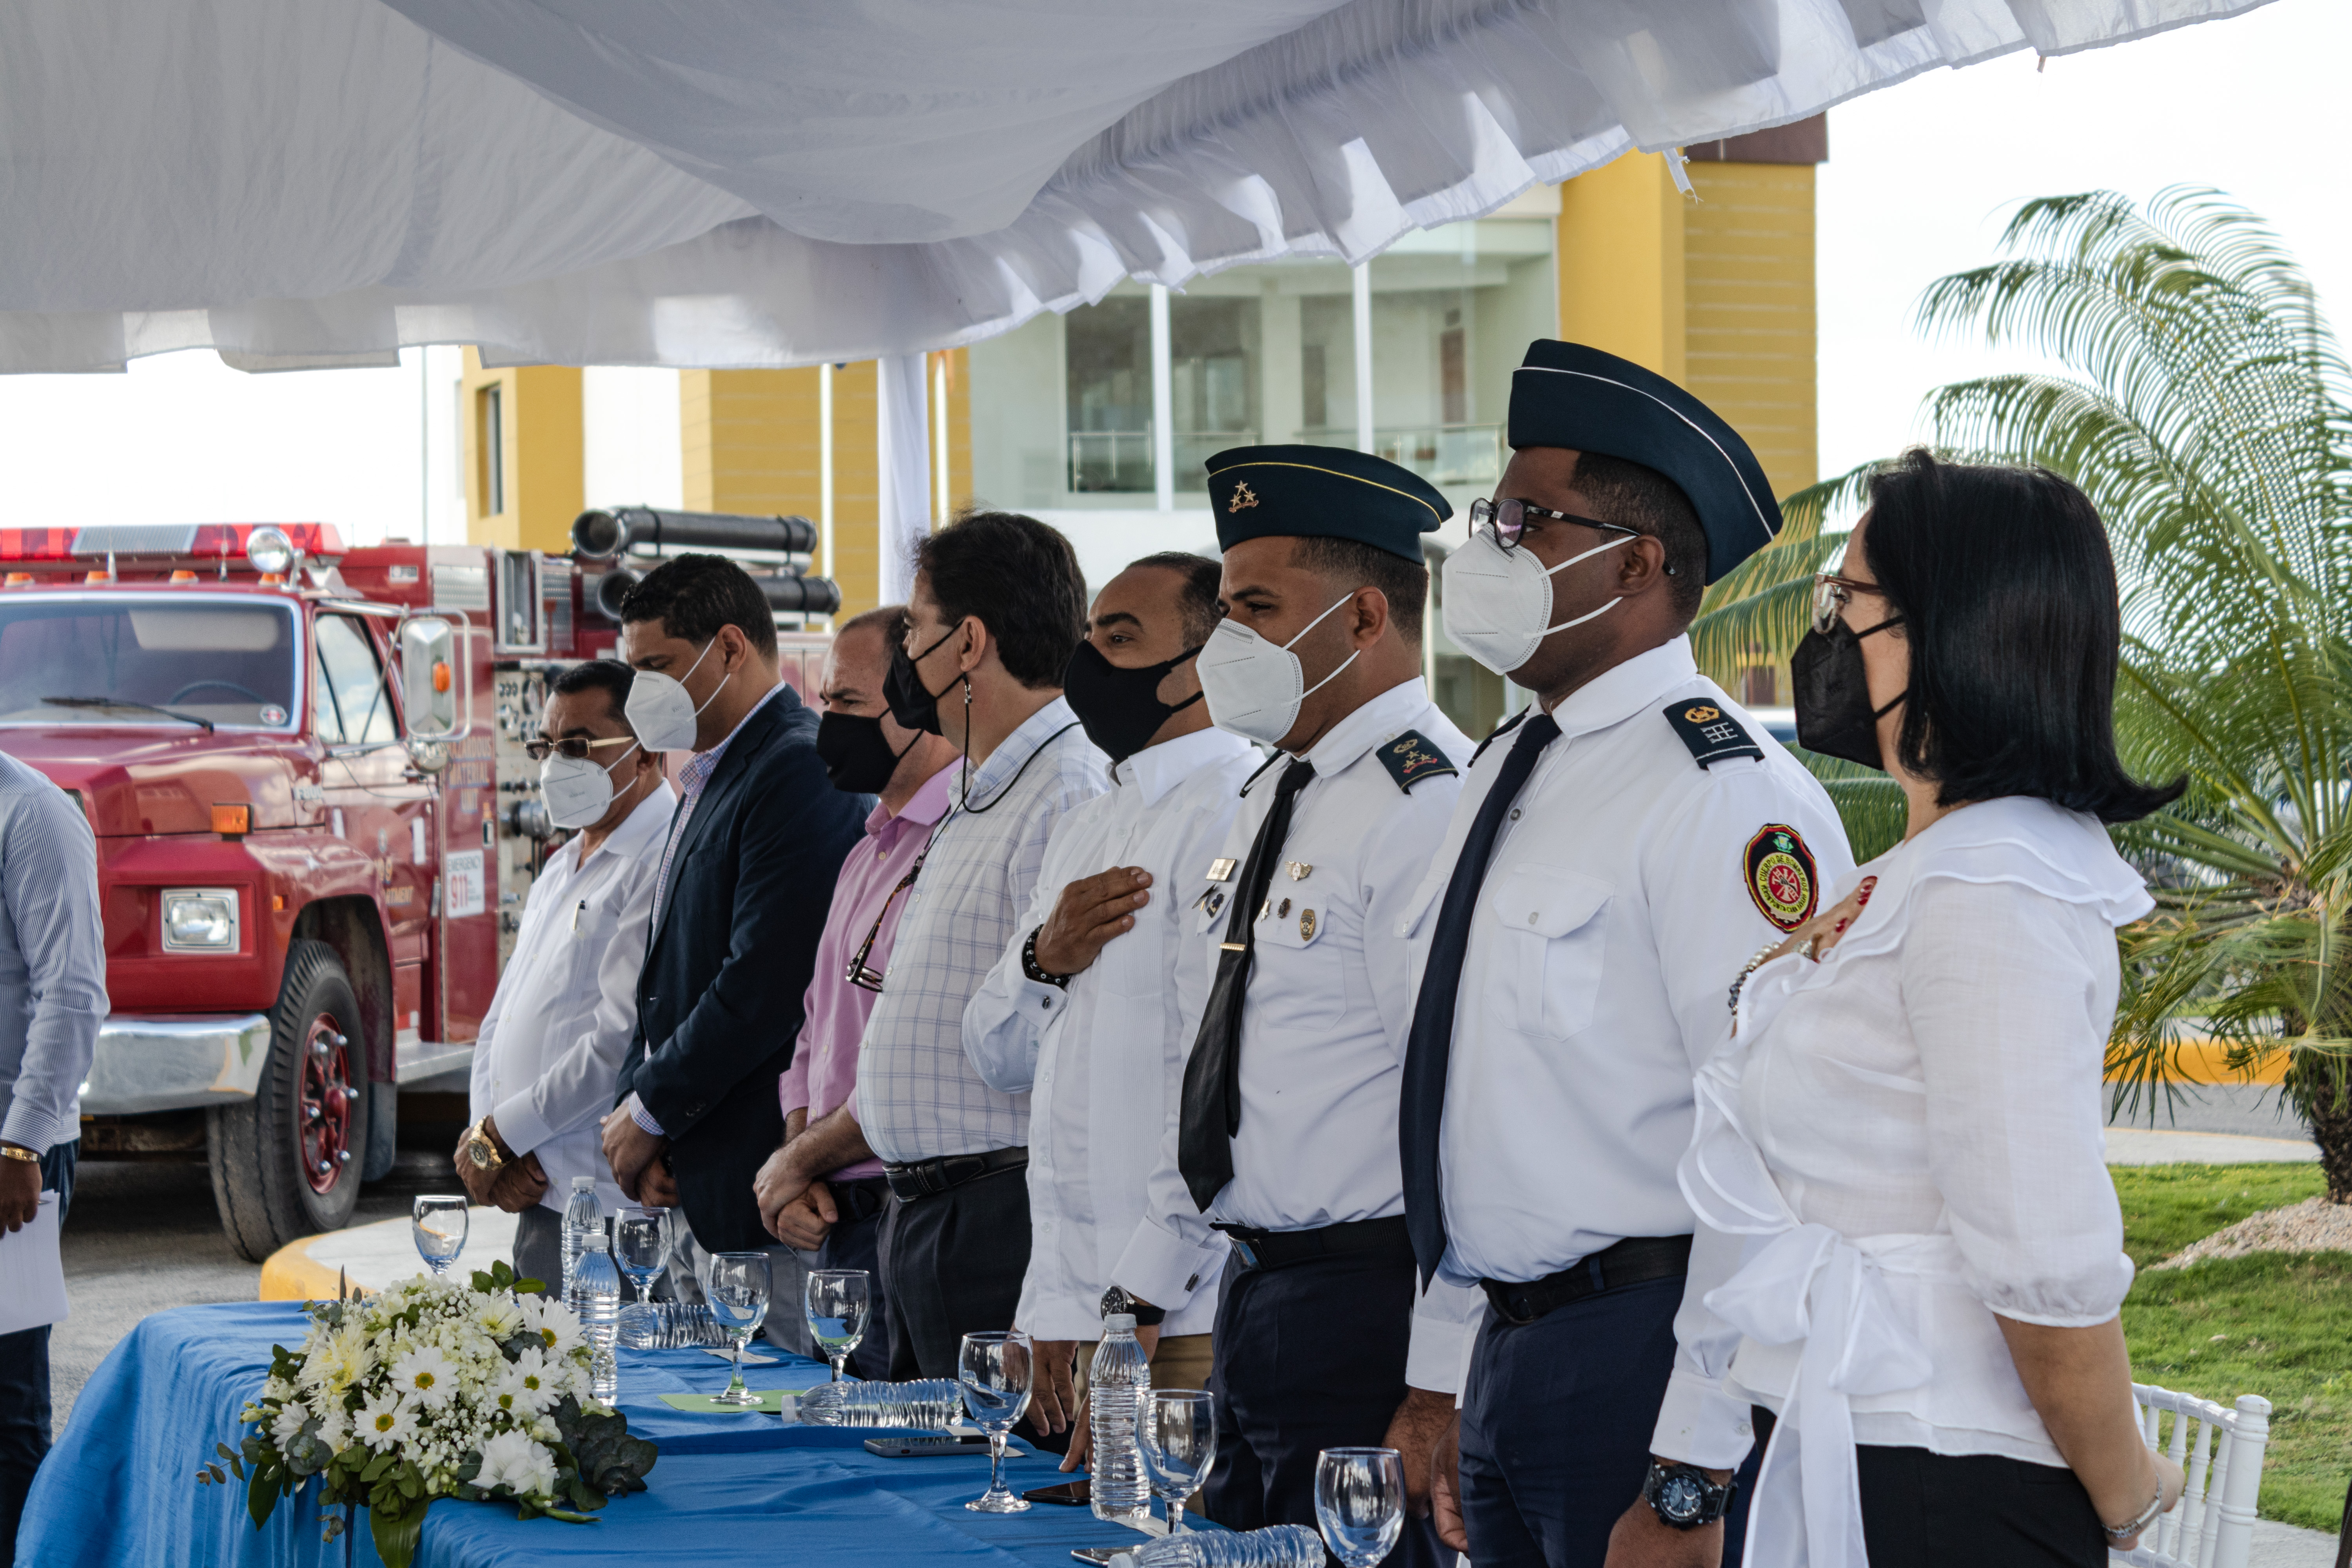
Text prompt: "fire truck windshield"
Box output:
[[0, 596, 299, 730]]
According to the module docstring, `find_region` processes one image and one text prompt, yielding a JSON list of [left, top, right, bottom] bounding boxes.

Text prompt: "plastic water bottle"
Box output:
[[559, 1176, 601, 1300], [568, 1231, 621, 1402], [1088, 1312, 1152, 1523], [1136, 1524, 1323, 1567], [794, 1379, 964, 1429]]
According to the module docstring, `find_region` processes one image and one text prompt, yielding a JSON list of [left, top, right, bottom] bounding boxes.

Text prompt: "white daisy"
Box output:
[[389, 1346, 460, 1409], [356, 1392, 416, 1452], [492, 1349, 560, 1416]]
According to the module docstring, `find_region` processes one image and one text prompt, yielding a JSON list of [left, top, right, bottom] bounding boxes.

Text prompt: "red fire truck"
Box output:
[[0, 514, 834, 1260]]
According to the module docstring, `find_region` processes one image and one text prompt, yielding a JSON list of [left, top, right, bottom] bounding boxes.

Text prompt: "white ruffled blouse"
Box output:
[[1678, 797, 2151, 1568]]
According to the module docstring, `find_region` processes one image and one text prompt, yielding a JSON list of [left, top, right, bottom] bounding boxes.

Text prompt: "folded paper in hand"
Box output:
[[0, 1192, 67, 1335]]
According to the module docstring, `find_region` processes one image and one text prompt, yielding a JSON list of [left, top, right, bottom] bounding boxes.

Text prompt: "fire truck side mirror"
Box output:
[[399, 617, 461, 741]]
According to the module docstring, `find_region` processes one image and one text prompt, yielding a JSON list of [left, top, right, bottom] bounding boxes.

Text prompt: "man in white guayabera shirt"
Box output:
[[0, 748, 106, 1564], [963, 552, 1256, 1441], [456, 659, 673, 1294]]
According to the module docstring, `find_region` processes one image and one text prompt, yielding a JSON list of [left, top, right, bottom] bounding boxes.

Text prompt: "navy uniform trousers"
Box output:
[[1206, 1246, 1442, 1568], [0, 1140, 74, 1568], [1461, 1273, 1759, 1568]]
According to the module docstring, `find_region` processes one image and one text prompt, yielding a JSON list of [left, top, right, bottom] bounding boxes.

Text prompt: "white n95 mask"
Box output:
[[1196, 590, 1363, 747], [623, 636, 728, 752], [540, 743, 640, 831], [1440, 526, 1634, 676]]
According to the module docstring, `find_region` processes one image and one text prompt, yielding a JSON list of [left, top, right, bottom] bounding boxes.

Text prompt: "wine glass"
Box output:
[[705, 1251, 771, 1406], [613, 1208, 669, 1348], [804, 1270, 870, 1381], [1138, 1388, 1217, 1535], [957, 1330, 1034, 1513], [411, 1195, 468, 1278], [1315, 1447, 1406, 1568]]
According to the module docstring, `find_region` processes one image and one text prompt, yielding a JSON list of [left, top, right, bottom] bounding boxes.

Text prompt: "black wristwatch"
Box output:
[[1100, 1285, 1165, 1328], [1022, 927, 1072, 990], [1642, 1461, 1735, 1530]]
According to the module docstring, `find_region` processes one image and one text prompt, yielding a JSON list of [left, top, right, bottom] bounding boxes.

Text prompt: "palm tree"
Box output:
[[1696, 188, 2352, 1200]]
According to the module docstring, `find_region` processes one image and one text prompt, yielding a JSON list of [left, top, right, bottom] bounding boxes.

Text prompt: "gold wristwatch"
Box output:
[[462, 1118, 509, 1173]]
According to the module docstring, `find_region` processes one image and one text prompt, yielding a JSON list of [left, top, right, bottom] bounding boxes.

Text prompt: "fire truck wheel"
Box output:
[[208, 940, 370, 1261]]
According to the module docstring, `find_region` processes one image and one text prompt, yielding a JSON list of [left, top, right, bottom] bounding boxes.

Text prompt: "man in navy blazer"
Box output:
[[600, 554, 867, 1254]]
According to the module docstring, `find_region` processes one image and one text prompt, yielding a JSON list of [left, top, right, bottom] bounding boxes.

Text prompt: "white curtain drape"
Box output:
[[0, 0, 2277, 372]]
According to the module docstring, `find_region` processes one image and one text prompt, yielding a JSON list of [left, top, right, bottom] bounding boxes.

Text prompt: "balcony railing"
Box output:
[[1298, 423, 1504, 487], [1068, 429, 1259, 494]]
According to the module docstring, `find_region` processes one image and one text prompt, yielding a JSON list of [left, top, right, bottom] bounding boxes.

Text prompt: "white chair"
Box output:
[[2111, 1385, 2272, 1568]]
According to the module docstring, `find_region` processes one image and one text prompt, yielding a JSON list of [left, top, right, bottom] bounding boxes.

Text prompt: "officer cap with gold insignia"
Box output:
[[1205, 444, 1451, 563], [1508, 340, 1782, 583]]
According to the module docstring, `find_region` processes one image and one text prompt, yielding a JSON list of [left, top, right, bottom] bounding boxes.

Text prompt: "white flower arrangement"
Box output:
[[197, 1261, 656, 1568]]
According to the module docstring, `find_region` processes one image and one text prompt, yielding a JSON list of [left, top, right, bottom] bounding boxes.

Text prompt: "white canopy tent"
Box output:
[[0, 0, 2275, 375]]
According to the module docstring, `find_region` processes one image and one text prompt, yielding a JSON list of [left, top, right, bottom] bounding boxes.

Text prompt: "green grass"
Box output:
[[2111, 1163, 2348, 1532]]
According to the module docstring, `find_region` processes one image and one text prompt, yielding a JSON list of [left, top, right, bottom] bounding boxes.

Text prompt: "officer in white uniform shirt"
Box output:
[[962, 551, 1255, 1439], [1397, 341, 1856, 1568], [458, 659, 675, 1292], [1111, 446, 1472, 1568]]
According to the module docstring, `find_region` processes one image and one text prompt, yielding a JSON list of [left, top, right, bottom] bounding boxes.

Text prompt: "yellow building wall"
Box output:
[[1555, 154, 1688, 385], [677, 351, 971, 621], [1683, 161, 1818, 501], [459, 350, 583, 552]]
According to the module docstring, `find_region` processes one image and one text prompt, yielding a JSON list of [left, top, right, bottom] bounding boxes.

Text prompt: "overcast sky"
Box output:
[[0, 0, 2336, 545]]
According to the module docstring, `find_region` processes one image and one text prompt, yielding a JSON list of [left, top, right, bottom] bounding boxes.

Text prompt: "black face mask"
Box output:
[[816, 711, 915, 794], [1060, 639, 1205, 766], [884, 624, 962, 737], [1792, 615, 1906, 769]]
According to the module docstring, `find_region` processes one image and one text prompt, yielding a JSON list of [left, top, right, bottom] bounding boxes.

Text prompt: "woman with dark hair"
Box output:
[[1670, 450, 2187, 1567]]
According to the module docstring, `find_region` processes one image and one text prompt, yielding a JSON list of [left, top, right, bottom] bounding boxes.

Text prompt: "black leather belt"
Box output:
[[1214, 1215, 1414, 1274], [883, 1146, 1028, 1203], [1480, 1234, 1693, 1326]]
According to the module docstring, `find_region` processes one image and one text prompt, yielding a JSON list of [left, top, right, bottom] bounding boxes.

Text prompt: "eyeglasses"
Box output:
[[523, 735, 638, 763], [1811, 572, 1893, 634], [846, 861, 925, 992], [1468, 496, 1641, 552]]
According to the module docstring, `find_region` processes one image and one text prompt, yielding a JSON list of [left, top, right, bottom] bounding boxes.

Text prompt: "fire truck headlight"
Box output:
[[162, 889, 239, 952], [245, 527, 295, 576]]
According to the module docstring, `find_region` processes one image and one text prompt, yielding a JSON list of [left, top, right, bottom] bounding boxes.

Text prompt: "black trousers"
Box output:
[[1205, 1247, 1441, 1568], [1749, 1407, 2105, 1568], [877, 1165, 1031, 1379], [512, 1203, 565, 1298], [812, 1176, 895, 1379], [0, 1141, 74, 1568], [1460, 1275, 1759, 1568]]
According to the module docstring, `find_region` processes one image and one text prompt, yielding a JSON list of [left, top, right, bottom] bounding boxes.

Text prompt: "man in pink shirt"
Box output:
[[755, 604, 960, 1376]]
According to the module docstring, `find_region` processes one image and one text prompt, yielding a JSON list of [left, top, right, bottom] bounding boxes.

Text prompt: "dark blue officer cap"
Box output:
[[1204, 444, 1451, 563], [1508, 341, 1782, 583]]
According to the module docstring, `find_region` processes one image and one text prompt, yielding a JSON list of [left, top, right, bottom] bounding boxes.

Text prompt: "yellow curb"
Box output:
[[2108, 1038, 2287, 1086], [260, 1233, 360, 1301]]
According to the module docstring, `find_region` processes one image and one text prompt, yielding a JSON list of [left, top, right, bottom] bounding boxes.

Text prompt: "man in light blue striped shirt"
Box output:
[[0, 748, 107, 1561], [854, 512, 1108, 1379]]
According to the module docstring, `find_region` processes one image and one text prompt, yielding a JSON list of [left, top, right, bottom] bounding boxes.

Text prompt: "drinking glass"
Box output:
[[957, 1330, 1034, 1513], [1138, 1388, 1217, 1535], [411, 1195, 468, 1278], [804, 1270, 870, 1382], [1314, 1448, 1406, 1568], [613, 1208, 669, 1348], [705, 1251, 771, 1406]]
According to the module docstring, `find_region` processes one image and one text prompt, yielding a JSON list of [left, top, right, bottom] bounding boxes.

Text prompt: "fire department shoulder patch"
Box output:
[[1744, 825, 1818, 931]]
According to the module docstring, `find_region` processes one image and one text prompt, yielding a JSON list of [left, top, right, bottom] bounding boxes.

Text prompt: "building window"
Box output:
[[478, 384, 505, 516]]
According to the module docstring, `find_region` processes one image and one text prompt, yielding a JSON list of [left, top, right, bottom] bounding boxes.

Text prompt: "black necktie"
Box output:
[[1177, 757, 1316, 1211], [1400, 712, 1560, 1285]]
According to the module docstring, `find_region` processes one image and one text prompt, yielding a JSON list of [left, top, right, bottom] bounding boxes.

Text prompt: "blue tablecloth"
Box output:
[[24, 1301, 1168, 1567]]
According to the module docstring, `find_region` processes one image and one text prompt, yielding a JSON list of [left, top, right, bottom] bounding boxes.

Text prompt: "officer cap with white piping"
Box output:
[[1507, 340, 1782, 584]]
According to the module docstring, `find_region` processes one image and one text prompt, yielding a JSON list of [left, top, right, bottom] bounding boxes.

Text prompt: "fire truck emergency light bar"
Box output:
[[0, 523, 347, 563]]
